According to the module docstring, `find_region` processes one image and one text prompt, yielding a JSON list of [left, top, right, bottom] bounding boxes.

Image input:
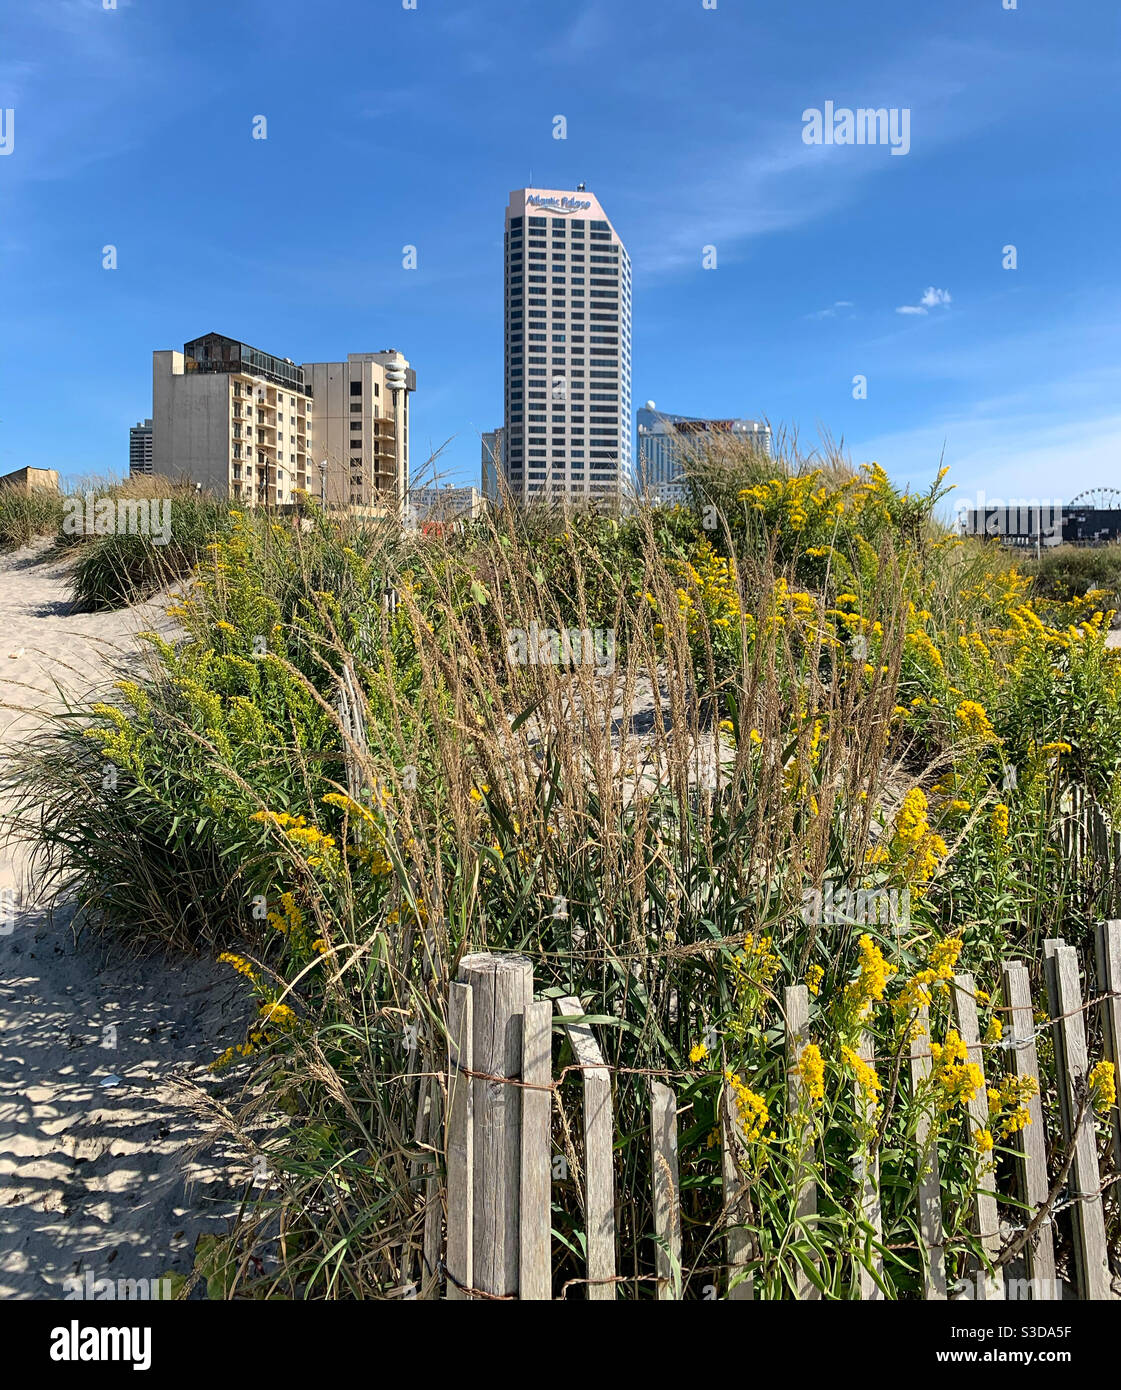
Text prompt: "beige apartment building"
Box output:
[[301, 351, 412, 511], [151, 334, 414, 513]]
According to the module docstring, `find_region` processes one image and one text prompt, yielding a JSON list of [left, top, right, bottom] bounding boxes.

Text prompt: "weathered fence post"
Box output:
[[853, 1031, 884, 1299], [421, 1078, 444, 1299], [1044, 944, 1112, 1300], [557, 996, 616, 1300], [953, 973, 1005, 1300], [909, 1005, 947, 1299], [785, 984, 820, 1300], [1000, 959, 1057, 1297], [721, 1081, 756, 1300], [1043, 939, 1074, 1140], [1094, 920, 1121, 1173], [446, 952, 533, 1299], [520, 999, 554, 1300], [650, 1081, 681, 1300], [446, 981, 474, 1301]]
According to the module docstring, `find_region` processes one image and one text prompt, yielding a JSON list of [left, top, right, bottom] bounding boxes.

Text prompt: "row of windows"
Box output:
[[510, 395, 618, 409], [506, 336, 628, 353], [508, 310, 620, 324], [232, 385, 309, 408], [513, 216, 609, 230], [517, 411, 616, 423], [513, 305, 608, 316], [514, 251, 600, 263]]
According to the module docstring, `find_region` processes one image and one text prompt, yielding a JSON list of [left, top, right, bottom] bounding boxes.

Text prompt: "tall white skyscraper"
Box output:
[[503, 187, 632, 504]]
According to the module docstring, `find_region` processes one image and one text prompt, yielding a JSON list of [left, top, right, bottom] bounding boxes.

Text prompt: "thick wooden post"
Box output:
[[455, 952, 533, 1298]]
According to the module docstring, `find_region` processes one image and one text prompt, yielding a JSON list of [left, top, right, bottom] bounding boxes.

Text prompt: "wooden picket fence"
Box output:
[[433, 925, 1121, 1301]]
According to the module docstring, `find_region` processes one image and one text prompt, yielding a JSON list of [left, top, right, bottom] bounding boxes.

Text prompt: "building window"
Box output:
[[350, 382, 362, 395]]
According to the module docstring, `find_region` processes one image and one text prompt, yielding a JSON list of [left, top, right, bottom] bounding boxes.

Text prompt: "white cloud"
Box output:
[[896, 286, 952, 315], [807, 300, 854, 320]]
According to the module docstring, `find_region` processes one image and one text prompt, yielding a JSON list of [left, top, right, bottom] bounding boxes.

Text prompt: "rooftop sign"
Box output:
[[525, 193, 592, 213]]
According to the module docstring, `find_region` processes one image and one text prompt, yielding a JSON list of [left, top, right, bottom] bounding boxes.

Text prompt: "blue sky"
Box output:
[[1, 0, 1118, 518]]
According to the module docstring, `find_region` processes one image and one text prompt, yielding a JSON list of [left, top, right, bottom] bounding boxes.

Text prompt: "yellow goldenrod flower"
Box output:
[[724, 1070, 769, 1141], [218, 951, 259, 982], [841, 1044, 882, 1105], [1089, 1060, 1116, 1113], [793, 1042, 825, 1106], [955, 699, 998, 742]]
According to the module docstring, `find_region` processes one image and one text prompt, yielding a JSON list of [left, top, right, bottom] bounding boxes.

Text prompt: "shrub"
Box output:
[[1025, 543, 1121, 612], [0, 483, 63, 551], [67, 484, 231, 610]]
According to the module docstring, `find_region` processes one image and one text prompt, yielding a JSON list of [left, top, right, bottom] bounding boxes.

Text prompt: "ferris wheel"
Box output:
[[1069, 487, 1121, 510]]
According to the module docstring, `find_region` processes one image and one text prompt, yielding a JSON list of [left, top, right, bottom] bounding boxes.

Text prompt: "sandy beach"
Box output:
[[0, 542, 249, 1299]]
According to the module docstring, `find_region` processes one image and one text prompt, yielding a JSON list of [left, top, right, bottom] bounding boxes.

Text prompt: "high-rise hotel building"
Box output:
[[152, 333, 414, 513], [129, 418, 154, 476], [503, 187, 632, 503]]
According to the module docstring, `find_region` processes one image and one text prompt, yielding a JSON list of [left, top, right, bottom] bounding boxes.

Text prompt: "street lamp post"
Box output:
[[384, 361, 408, 523]]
